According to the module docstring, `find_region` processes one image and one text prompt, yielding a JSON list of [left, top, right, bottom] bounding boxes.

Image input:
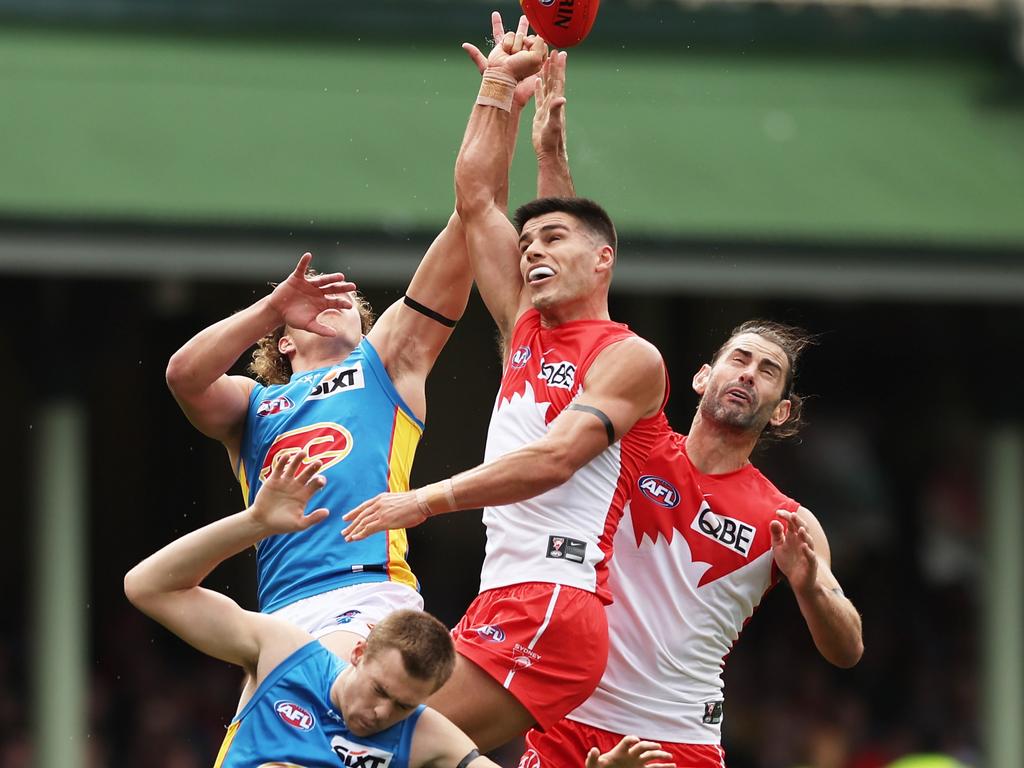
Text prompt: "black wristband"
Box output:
[[456, 748, 481, 768], [403, 295, 458, 328]]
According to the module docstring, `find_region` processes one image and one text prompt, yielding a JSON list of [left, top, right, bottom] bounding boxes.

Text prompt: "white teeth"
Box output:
[[529, 266, 555, 282]]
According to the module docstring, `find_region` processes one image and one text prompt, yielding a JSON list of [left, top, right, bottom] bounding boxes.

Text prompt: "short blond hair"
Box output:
[[364, 609, 455, 692]]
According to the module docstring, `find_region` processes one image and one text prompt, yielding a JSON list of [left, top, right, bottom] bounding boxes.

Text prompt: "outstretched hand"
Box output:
[[585, 736, 676, 768], [249, 449, 330, 536], [268, 252, 357, 337], [472, 12, 548, 82], [463, 12, 541, 106], [533, 50, 568, 159], [341, 490, 425, 542], [770, 509, 819, 594]]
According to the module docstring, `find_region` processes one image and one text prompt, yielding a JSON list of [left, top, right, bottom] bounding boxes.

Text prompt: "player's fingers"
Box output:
[[801, 542, 815, 561], [513, 14, 528, 52], [300, 507, 330, 529], [293, 252, 313, 276], [769, 519, 785, 546], [549, 95, 567, 120], [462, 42, 488, 74], [584, 747, 600, 768], [341, 500, 370, 522], [500, 30, 516, 54], [491, 11, 505, 44], [295, 458, 323, 484], [628, 740, 663, 756], [309, 321, 339, 338]]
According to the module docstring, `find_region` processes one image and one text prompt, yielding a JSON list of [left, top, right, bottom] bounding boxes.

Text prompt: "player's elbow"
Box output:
[[824, 631, 864, 668], [454, 163, 496, 221], [534, 445, 577, 489], [165, 351, 195, 396], [123, 564, 153, 612]]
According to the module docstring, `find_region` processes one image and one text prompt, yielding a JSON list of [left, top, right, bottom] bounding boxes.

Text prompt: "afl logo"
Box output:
[[638, 475, 681, 508], [473, 624, 506, 642], [510, 346, 532, 369], [275, 700, 315, 731], [259, 422, 353, 482], [539, 0, 556, 5], [256, 396, 294, 417]]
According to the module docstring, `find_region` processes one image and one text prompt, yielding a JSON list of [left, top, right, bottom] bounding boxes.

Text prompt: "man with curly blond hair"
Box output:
[[166, 230, 471, 663]]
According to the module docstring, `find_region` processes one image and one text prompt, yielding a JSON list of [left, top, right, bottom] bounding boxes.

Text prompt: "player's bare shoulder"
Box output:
[[584, 335, 666, 417]]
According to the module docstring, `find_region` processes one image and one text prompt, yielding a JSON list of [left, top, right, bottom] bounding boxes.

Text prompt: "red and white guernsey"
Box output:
[[478, 309, 667, 604], [568, 430, 800, 743]]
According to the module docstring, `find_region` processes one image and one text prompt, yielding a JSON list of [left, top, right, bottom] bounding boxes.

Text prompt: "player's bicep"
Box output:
[[462, 203, 529, 336], [572, 339, 667, 441], [131, 586, 265, 669], [409, 707, 494, 768], [368, 215, 470, 379], [172, 373, 254, 445]]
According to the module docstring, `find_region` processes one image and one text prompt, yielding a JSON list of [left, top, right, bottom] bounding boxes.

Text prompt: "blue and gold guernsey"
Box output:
[[239, 338, 423, 613], [214, 640, 423, 768]]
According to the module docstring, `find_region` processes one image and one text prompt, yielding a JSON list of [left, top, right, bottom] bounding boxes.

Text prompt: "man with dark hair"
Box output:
[[525, 321, 864, 768], [125, 450, 670, 768], [342, 15, 668, 752]]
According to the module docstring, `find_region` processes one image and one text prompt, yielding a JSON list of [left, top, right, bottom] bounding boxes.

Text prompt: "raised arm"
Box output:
[[124, 450, 328, 672], [533, 50, 575, 198], [341, 337, 665, 541], [770, 507, 864, 668], [165, 253, 355, 460], [455, 13, 547, 342]]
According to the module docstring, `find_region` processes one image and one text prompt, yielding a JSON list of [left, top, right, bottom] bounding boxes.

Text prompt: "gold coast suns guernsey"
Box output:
[[479, 309, 667, 604], [239, 338, 421, 613], [568, 430, 800, 743]]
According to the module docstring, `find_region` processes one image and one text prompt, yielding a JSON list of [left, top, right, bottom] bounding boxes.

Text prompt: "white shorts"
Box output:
[[269, 581, 424, 640]]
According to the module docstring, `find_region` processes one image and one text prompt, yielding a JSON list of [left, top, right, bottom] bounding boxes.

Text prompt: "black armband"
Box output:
[[456, 748, 481, 768], [403, 295, 458, 328], [567, 403, 616, 446]]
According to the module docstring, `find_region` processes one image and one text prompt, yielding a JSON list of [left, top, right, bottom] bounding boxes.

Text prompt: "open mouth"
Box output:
[[725, 387, 753, 404], [527, 266, 556, 284]]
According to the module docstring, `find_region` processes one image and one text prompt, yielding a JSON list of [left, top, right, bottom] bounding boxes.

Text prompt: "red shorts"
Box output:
[[451, 582, 608, 730], [524, 718, 727, 768]]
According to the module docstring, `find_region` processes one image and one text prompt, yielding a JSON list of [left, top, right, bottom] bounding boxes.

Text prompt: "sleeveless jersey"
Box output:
[[214, 640, 423, 768], [568, 430, 800, 743], [239, 338, 422, 613], [479, 309, 667, 604]]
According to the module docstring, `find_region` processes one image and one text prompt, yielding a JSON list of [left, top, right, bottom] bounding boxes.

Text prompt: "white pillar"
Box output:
[[982, 426, 1024, 768], [31, 401, 87, 768]]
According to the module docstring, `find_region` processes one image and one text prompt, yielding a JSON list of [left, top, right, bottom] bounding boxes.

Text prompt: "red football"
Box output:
[[520, 0, 601, 48]]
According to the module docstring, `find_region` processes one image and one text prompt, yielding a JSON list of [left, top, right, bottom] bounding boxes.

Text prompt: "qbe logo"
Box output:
[[331, 736, 394, 768], [538, 359, 576, 390], [274, 700, 315, 731], [518, 749, 542, 768], [510, 346, 532, 369], [638, 475, 681, 508], [691, 500, 756, 557]]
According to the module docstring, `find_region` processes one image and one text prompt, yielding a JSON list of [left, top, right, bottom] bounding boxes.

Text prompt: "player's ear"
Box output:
[[692, 364, 712, 396], [595, 245, 614, 274], [349, 641, 366, 667], [770, 398, 792, 427], [279, 334, 296, 356]]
